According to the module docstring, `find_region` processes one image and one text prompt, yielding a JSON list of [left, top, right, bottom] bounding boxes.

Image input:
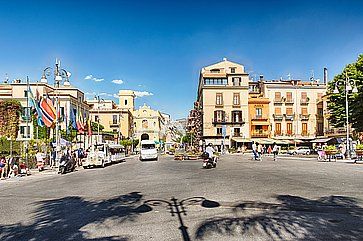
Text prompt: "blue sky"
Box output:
[[1, 0, 363, 119]]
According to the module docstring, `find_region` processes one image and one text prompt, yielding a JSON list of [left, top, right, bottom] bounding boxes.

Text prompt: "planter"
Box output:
[[324, 150, 338, 156], [355, 149, 363, 156]]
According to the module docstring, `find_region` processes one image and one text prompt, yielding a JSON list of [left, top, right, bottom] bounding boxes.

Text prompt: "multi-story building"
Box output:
[[197, 58, 250, 150], [133, 104, 165, 143], [88, 90, 134, 142], [0, 80, 90, 141], [260, 79, 327, 143], [248, 81, 271, 142]]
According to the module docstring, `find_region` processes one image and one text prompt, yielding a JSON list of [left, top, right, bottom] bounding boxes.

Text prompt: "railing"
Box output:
[[300, 98, 310, 105], [284, 114, 294, 120], [299, 114, 310, 120], [325, 127, 350, 135], [212, 118, 245, 125], [251, 116, 268, 121], [301, 132, 309, 137], [233, 133, 242, 137], [285, 98, 294, 104], [109, 121, 119, 126], [251, 130, 270, 138], [274, 98, 284, 104], [273, 114, 283, 120]]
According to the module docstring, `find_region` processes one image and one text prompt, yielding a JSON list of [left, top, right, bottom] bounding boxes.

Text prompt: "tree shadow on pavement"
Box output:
[[195, 195, 363, 241], [0, 192, 146, 241]]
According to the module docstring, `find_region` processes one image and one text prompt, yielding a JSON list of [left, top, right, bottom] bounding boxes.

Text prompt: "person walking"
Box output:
[[267, 145, 272, 155], [272, 142, 279, 161], [0, 156, 7, 180], [252, 142, 258, 160], [257, 143, 263, 161]]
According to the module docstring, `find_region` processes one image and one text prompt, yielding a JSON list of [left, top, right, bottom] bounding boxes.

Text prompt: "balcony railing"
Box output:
[[109, 121, 119, 127], [325, 127, 351, 136], [273, 114, 283, 120], [301, 132, 309, 137], [274, 98, 284, 104], [299, 114, 310, 121], [212, 118, 245, 125], [233, 133, 242, 137], [285, 98, 294, 104], [284, 114, 294, 121], [251, 116, 268, 121], [251, 130, 270, 138], [300, 98, 310, 105]]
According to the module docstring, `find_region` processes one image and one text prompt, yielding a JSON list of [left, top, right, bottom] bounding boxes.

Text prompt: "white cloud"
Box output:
[[112, 79, 124, 85], [113, 94, 119, 98], [134, 91, 154, 98], [84, 74, 104, 82], [85, 91, 96, 96]]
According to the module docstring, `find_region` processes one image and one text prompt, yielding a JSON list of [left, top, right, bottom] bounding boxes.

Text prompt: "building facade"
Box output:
[[133, 104, 165, 143], [0, 81, 90, 141], [197, 58, 250, 150]]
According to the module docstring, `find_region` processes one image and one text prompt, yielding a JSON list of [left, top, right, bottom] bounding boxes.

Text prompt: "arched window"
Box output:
[[142, 120, 148, 129]]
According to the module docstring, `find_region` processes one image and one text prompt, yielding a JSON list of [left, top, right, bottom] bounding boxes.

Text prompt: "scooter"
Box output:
[[59, 154, 76, 174], [202, 156, 217, 169]]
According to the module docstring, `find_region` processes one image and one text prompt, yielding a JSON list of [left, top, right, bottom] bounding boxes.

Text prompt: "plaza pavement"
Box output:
[[0, 154, 362, 241]]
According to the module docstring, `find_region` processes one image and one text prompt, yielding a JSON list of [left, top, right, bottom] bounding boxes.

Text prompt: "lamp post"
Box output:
[[96, 96, 105, 144], [333, 72, 358, 159], [40, 59, 71, 167]]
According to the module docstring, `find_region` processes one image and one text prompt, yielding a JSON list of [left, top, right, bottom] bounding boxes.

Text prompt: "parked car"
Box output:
[[288, 146, 312, 155]]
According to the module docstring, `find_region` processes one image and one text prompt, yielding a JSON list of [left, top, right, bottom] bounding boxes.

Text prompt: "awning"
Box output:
[[231, 137, 252, 143], [310, 138, 333, 143], [251, 138, 275, 144], [251, 122, 270, 126]]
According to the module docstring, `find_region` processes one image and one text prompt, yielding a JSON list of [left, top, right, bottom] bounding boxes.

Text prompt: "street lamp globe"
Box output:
[[352, 86, 358, 93], [55, 75, 62, 82], [333, 87, 339, 94], [40, 75, 48, 83]]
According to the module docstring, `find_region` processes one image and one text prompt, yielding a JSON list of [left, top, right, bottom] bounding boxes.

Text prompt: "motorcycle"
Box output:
[[59, 154, 76, 174], [202, 154, 217, 169]]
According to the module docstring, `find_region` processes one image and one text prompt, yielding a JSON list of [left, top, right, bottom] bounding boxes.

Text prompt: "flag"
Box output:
[[70, 108, 77, 130], [76, 110, 85, 134], [39, 96, 56, 128], [87, 118, 92, 136], [28, 86, 44, 127]]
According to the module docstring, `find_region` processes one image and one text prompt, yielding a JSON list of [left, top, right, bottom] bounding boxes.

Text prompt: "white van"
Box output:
[[140, 140, 158, 161]]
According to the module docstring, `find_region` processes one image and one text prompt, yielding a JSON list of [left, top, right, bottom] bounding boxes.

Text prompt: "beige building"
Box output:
[[88, 90, 134, 141], [0, 80, 90, 141], [133, 104, 165, 143], [260, 79, 327, 142], [197, 58, 250, 150]]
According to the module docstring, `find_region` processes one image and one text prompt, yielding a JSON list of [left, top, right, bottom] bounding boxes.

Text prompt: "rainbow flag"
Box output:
[[39, 96, 56, 128]]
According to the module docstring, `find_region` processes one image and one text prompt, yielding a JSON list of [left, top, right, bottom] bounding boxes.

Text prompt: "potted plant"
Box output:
[[324, 145, 338, 155], [355, 144, 363, 156]]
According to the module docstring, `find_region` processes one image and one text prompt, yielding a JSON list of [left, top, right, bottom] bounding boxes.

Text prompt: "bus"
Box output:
[[109, 144, 126, 163]]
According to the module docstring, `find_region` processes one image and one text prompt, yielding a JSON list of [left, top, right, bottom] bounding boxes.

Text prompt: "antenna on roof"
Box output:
[[4, 73, 9, 83]]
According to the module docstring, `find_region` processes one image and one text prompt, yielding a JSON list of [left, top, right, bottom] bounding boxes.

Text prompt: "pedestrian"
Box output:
[[267, 145, 272, 155], [252, 142, 258, 160], [257, 143, 263, 160], [0, 156, 7, 180], [272, 142, 279, 161]]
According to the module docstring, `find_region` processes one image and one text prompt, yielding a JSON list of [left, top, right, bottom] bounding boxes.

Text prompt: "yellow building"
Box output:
[[133, 104, 165, 143], [88, 90, 134, 142], [197, 58, 250, 150], [248, 82, 271, 141], [0, 80, 90, 141], [261, 79, 327, 142]]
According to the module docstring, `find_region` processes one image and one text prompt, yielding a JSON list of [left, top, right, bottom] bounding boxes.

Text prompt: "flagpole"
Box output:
[[25, 76, 29, 167]]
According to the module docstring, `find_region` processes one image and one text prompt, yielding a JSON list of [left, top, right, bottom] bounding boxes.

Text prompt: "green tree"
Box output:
[[32, 116, 48, 140], [328, 54, 363, 131], [91, 122, 104, 132]]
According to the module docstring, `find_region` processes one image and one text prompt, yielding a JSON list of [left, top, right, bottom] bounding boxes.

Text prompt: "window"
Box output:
[[59, 107, 65, 120], [255, 108, 262, 118], [274, 107, 281, 115], [24, 90, 28, 97], [95, 115, 99, 122], [234, 128, 240, 136], [113, 115, 118, 124], [125, 99, 128, 105], [275, 92, 281, 100], [302, 123, 308, 135], [22, 107, 31, 118], [231, 111, 242, 122], [232, 77, 240, 86], [317, 93, 322, 101], [204, 78, 228, 85], [210, 68, 220, 73], [301, 92, 307, 101], [286, 107, 293, 115], [230, 67, 236, 73], [317, 123, 324, 135], [317, 108, 323, 116], [286, 92, 292, 102], [142, 120, 148, 129], [20, 126, 30, 138], [287, 123, 293, 135], [113, 129, 118, 133], [214, 110, 225, 122], [275, 123, 282, 135], [301, 107, 308, 115], [233, 93, 240, 105], [217, 127, 222, 135], [216, 93, 223, 105]]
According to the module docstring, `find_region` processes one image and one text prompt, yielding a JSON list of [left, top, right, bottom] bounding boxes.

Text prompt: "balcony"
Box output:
[[215, 103, 224, 108], [285, 98, 294, 105], [299, 114, 310, 121], [273, 114, 283, 120], [325, 127, 351, 137], [251, 130, 270, 138], [301, 131, 309, 137], [251, 116, 268, 121], [300, 98, 310, 105], [212, 118, 245, 126], [273, 98, 284, 105], [233, 133, 242, 137], [284, 114, 295, 121]]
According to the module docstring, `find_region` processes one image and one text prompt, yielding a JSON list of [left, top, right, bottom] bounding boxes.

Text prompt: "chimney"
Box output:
[[323, 67, 328, 85]]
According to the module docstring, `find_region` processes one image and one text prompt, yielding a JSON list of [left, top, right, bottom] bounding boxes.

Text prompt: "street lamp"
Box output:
[[40, 59, 71, 167], [333, 72, 358, 159], [96, 96, 105, 144]]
